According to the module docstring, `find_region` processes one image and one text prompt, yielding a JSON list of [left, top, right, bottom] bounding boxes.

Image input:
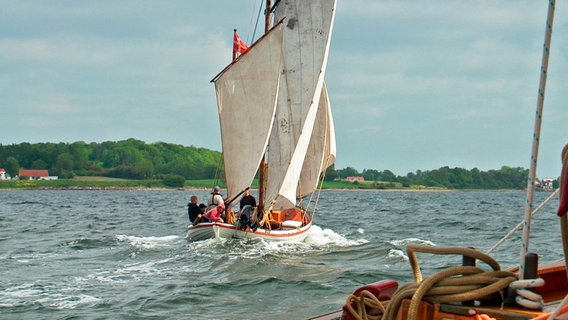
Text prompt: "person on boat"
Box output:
[[191, 203, 209, 225], [239, 189, 256, 210], [206, 186, 224, 211], [204, 203, 225, 223], [187, 195, 202, 223]]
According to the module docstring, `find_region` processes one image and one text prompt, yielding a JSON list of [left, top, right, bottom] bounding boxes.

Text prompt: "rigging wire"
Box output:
[[250, 0, 264, 44]]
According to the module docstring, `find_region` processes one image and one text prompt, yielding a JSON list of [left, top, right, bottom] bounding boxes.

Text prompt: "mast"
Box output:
[[232, 29, 238, 61], [258, 0, 272, 213], [519, 0, 555, 279]]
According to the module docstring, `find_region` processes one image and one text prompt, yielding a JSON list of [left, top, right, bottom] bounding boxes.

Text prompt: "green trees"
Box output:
[[0, 140, 222, 181], [323, 165, 533, 189], [0, 140, 546, 190], [4, 157, 19, 178]]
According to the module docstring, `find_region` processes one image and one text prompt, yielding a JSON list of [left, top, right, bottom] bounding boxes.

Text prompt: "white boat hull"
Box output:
[[186, 221, 312, 242]]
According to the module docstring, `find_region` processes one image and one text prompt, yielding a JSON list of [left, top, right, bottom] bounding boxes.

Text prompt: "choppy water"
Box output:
[[0, 189, 563, 319]]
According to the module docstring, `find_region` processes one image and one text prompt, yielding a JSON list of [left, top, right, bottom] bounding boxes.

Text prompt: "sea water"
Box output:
[[0, 189, 563, 319]]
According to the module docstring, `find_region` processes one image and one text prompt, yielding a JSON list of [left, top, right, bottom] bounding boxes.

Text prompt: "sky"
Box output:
[[2, 1, 567, 178]]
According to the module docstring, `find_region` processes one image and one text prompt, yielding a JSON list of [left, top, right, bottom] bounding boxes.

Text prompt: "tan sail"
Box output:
[[212, 23, 284, 200], [265, 0, 337, 209]]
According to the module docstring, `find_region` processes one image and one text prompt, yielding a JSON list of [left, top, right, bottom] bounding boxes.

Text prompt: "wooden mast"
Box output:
[[258, 0, 271, 214], [258, 0, 271, 211], [232, 29, 238, 61]]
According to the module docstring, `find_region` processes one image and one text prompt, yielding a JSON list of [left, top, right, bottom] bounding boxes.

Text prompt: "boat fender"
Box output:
[[341, 280, 398, 320], [282, 220, 302, 228]]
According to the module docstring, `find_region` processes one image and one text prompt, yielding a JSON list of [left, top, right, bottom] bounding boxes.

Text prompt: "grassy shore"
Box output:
[[0, 176, 446, 191]]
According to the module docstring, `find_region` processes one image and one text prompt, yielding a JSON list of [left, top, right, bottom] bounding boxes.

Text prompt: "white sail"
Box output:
[[325, 84, 337, 170], [212, 24, 284, 200], [265, 0, 337, 209], [297, 83, 336, 199]]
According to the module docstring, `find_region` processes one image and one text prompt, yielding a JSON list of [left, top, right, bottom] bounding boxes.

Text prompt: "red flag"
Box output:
[[233, 30, 249, 54]]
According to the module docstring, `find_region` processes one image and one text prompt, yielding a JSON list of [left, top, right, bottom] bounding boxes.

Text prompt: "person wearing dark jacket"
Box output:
[[239, 189, 256, 210], [187, 195, 202, 223]]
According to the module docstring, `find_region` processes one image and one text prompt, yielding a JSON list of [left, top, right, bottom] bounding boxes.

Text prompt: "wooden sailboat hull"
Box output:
[[186, 220, 312, 242]]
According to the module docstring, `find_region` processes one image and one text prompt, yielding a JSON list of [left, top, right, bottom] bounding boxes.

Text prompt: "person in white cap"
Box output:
[[206, 186, 224, 211]]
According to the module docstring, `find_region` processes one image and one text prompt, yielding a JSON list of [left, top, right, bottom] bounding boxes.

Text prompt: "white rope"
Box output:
[[511, 278, 545, 310]]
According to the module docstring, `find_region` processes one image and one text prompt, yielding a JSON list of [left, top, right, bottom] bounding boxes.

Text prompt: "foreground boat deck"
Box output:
[[309, 260, 567, 320]]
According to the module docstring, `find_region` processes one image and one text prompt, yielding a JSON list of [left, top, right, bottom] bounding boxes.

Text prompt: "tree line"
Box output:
[[0, 139, 551, 189], [0, 139, 220, 180], [324, 165, 544, 189]]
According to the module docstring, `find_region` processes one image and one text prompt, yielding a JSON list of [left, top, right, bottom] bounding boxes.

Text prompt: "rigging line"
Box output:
[[486, 189, 558, 255], [213, 152, 224, 190], [251, 0, 263, 44], [311, 156, 333, 221]]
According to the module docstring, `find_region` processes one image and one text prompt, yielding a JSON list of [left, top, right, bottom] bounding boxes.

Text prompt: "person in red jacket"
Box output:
[[204, 203, 225, 223]]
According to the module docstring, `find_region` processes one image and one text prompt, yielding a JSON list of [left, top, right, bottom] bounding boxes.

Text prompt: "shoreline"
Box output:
[[0, 186, 528, 193]]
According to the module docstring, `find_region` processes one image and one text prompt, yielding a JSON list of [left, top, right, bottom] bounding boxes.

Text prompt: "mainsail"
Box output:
[[212, 23, 285, 200], [265, 0, 337, 209]]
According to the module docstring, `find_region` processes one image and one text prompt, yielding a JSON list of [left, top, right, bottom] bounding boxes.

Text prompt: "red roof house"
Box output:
[[345, 176, 365, 182], [19, 169, 50, 180]]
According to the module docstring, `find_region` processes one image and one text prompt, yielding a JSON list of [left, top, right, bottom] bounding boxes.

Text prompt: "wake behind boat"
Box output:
[[186, 0, 337, 242]]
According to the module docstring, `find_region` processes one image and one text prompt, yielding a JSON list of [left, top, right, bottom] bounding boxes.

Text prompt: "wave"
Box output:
[[115, 234, 181, 250], [305, 225, 369, 247], [0, 283, 100, 310], [182, 225, 368, 262], [388, 238, 436, 248]]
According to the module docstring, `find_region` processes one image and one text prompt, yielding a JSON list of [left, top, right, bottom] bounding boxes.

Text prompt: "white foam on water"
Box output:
[[36, 293, 101, 309], [305, 225, 369, 247], [0, 283, 100, 309], [389, 238, 436, 248], [80, 257, 177, 284], [387, 248, 409, 261], [115, 234, 180, 250], [0, 284, 42, 305]]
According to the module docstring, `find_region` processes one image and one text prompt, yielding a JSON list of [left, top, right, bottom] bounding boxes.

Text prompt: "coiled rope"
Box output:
[[346, 245, 519, 320]]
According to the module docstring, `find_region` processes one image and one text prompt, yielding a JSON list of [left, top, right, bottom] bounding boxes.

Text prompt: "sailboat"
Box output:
[[186, 0, 337, 242], [310, 1, 568, 320]]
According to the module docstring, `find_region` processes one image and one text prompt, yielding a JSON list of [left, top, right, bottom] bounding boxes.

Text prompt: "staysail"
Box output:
[[264, 0, 337, 209], [298, 83, 336, 199], [212, 23, 285, 200]]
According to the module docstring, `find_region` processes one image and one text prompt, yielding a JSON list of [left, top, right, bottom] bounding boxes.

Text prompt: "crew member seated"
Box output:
[[238, 205, 259, 231]]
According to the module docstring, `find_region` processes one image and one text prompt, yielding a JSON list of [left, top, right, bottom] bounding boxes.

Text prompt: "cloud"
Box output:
[[1, 1, 566, 178]]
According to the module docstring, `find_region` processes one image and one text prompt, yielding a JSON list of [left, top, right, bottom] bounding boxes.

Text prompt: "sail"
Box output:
[[265, 0, 337, 209], [297, 83, 336, 199], [212, 23, 284, 200]]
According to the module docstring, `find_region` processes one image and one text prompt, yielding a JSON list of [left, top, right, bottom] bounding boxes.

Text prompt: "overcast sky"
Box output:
[[2, 1, 567, 178]]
